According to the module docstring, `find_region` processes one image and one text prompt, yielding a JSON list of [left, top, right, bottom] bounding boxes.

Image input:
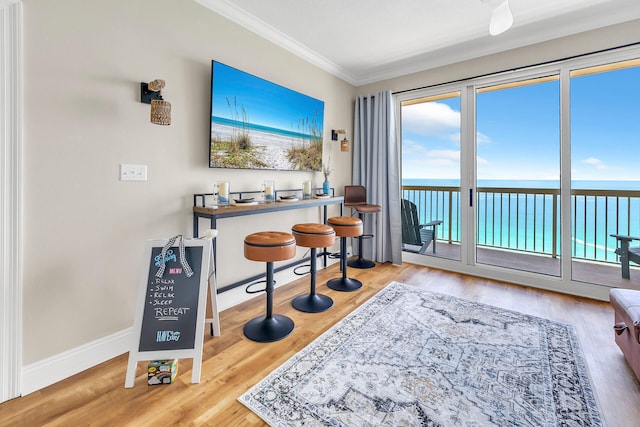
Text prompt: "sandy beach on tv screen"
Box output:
[[211, 124, 316, 170]]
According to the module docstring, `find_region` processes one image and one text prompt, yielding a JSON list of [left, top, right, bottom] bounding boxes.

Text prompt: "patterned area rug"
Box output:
[[238, 281, 603, 426]]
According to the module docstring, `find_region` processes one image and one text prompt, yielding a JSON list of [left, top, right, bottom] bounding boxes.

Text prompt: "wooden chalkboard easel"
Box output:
[[125, 236, 218, 388]]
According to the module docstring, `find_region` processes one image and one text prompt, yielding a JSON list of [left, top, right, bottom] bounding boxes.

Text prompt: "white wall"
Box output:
[[20, 0, 355, 376]]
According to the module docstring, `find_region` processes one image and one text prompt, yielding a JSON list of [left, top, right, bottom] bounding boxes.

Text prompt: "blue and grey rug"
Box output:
[[238, 281, 603, 426]]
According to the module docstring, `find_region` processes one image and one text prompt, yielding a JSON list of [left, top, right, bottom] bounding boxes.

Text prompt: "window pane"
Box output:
[[570, 62, 640, 286], [476, 76, 561, 276], [401, 92, 461, 261]]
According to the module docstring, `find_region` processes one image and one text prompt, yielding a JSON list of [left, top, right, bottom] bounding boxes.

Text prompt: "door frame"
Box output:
[[394, 45, 640, 301], [1, 0, 23, 402]]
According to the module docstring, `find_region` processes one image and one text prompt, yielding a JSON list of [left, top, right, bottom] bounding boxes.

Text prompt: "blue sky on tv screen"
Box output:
[[402, 65, 640, 185], [211, 62, 324, 135]]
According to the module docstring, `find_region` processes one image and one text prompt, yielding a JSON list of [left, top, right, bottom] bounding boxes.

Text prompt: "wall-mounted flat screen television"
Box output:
[[209, 61, 324, 171]]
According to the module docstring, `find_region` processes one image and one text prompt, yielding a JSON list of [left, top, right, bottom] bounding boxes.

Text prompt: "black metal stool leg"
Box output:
[[243, 261, 294, 342], [292, 248, 333, 312], [327, 236, 362, 292], [348, 213, 375, 269]]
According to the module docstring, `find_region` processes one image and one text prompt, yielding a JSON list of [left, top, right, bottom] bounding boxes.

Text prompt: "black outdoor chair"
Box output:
[[611, 233, 640, 279], [401, 199, 442, 254]]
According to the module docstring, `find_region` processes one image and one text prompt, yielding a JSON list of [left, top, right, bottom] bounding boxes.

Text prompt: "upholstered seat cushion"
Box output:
[[352, 204, 381, 214], [610, 288, 640, 381], [344, 185, 381, 214], [611, 289, 640, 325], [244, 231, 296, 262], [292, 223, 336, 248], [327, 216, 363, 238]]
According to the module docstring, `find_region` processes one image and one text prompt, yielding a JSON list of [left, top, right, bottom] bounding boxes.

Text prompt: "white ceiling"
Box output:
[[194, 0, 640, 86]]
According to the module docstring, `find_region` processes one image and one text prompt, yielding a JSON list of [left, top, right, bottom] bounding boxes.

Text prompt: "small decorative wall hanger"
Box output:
[[340, 137, 349, 152], [141, 79, 171, 125], [331, 129, 345, 141], [332, 129, 349, 152]]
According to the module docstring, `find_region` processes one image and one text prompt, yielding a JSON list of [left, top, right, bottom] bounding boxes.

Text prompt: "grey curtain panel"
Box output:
[[353, 91, 402, 264]]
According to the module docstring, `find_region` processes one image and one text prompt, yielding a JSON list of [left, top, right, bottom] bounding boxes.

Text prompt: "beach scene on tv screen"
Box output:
[[210, 62, 324, 171]]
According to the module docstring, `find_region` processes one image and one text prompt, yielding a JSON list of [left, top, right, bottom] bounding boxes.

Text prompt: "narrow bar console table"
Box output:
[[193, 193, 344, 293]]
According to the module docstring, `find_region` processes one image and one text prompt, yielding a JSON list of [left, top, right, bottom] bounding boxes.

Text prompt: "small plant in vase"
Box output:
[[322, 157, 333, 196]]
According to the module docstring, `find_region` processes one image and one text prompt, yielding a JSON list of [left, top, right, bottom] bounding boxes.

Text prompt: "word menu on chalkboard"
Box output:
[[125, 237, 216, 388], [139, 246, 202, 351]]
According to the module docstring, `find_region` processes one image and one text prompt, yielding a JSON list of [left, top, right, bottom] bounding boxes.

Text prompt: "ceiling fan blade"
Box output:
[[489, 0, 514, 36]]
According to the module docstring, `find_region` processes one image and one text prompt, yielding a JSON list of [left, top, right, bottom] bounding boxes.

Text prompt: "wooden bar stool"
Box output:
[[243, 231, 296, 342], [291, 223, 336, 313], [326, 216, 363, 292], [344, 185, 381, 269]]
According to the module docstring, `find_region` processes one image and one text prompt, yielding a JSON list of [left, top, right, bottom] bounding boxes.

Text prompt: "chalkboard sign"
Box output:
[[138, 245, 203, 351], [125, 237, 217, 388]]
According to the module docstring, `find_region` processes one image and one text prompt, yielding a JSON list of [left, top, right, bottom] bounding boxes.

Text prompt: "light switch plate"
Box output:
[[120, 164, 147, 181]]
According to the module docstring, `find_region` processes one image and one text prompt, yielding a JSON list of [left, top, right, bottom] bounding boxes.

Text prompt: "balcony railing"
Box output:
[[402, 185, 640, 263]]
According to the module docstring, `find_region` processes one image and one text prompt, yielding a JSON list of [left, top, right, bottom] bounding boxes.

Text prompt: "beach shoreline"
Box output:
[[211, 123, 318, 170]]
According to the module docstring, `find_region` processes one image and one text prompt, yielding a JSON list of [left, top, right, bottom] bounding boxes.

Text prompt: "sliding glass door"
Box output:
[[475, 76, 561, 276], [570, 60, 640, 287], [397, 48, 640, 294], [400, 91, 462, 261]]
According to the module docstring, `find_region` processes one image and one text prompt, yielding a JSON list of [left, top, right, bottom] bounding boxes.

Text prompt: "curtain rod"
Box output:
[[392, 41, 640, 95]]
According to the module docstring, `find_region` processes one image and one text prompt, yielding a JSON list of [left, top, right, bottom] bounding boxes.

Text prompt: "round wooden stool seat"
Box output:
[[327, 216, 363, 238], [344, 186, 380, 270], [243, 231, 296, 343], [244, 231, 296, 262], [292, 223, 336, 248], [352, 204, 382, 214], [326, 217, 363, 292], [290, 223, 335, 313]]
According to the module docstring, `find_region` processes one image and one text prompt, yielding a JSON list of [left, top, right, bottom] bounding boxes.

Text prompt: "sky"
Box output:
[[210, 61, 324, 134], [401, 64, 640, 183]]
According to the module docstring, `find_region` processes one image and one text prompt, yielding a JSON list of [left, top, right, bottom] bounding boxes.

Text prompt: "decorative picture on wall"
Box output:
[[209, 61, 325, 171]]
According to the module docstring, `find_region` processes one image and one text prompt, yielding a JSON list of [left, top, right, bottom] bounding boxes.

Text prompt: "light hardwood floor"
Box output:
[[2, 262, 640, 426]]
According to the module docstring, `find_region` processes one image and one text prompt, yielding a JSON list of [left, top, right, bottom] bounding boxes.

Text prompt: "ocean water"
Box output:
[[211, 116, 317, 141], [402, 179, 640, 261], [403, 178, 640, 190]]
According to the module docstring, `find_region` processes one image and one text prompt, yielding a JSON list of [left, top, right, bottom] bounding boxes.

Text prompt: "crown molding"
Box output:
[[194, 0, 640, 87], [349, 3, 640, 86], [193, 0, 358, 85]]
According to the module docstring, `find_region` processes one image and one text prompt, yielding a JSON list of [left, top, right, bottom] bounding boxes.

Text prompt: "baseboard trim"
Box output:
[[21, 327, 133, 396], [19, 253, 344, 396]]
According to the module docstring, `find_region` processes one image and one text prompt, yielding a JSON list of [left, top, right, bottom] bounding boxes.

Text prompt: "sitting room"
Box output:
[[2, 0, 640, 425]]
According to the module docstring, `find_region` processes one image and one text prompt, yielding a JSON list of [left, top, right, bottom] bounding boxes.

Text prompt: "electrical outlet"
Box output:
[[120, 164, 147, 181]]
